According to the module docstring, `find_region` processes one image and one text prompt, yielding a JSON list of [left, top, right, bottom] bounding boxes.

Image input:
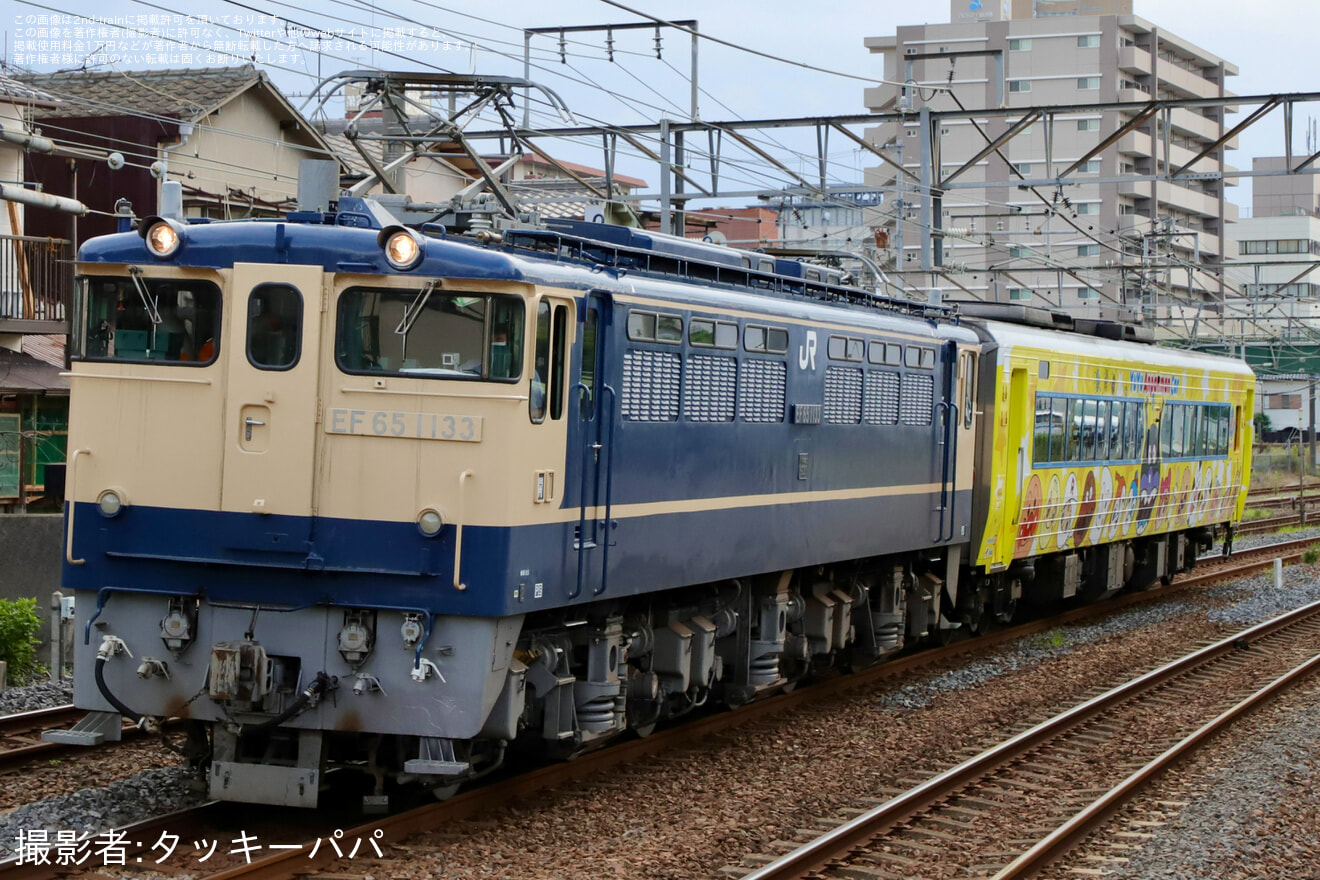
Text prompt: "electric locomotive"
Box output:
[[54, 182, 1252, 808], [57, 188, 983, 807]]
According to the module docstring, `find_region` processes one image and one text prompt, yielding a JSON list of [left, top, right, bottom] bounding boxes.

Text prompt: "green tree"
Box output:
[[0, 598, 42, 684]]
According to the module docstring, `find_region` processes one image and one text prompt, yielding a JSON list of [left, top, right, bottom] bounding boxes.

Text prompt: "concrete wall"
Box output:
[[0, 514, 64, 647]]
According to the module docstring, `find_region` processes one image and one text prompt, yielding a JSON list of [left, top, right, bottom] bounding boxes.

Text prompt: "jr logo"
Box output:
[[798, 330, 818, 371]]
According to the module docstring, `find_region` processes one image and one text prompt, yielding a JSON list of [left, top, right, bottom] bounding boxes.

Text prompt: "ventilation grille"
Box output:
[[684, 355, 737, 422], [865, 371, 901, 425], [901, 373, 934, 426], [824, 367, 863, 424], [738, 359, 786, 423], [621, 349, 681, 421]]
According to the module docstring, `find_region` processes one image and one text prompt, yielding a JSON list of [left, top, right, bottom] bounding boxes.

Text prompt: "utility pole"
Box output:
[[1310, 375, 1316, 478]]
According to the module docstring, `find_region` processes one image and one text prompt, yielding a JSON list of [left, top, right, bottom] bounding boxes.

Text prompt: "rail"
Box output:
[[1, 539, 1308, 880], [739, 595, 1320, 880]]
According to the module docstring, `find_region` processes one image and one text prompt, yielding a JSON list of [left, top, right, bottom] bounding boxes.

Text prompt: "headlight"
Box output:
[[141, 217, 184, 258], [417, 509, 444, 537], [97, 488, 127, 517], [379, 226, 424, 270]]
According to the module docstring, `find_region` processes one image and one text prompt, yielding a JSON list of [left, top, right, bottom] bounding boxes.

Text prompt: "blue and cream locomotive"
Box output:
[[56, 185, 1251, 807]]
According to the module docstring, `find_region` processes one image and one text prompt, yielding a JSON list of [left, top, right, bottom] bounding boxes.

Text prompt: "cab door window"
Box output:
[[246, 284, 302, 370], [550, 304, 568, 420], [530, 300, 551, 423]]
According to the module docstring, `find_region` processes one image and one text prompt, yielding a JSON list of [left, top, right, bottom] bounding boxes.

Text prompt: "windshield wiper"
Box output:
[[127, 266, 162, 325]]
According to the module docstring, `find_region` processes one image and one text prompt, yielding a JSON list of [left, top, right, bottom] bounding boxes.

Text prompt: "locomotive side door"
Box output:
[[219, 263, 324, 524], [572, 291, 616, 599]]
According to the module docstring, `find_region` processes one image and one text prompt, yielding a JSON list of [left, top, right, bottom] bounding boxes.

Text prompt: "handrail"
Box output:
[[933, 402, 958, 544], [453, 470, 473, 590], [946, 402, 959, 543], [593, 384, 617, 597], [62, 373, 213, 386], [571, 382, 593, 601], [65, 448, 89, 565]]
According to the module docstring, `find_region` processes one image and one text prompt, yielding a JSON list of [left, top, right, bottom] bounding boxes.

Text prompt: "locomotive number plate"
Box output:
[[327, 408, 484, 443]]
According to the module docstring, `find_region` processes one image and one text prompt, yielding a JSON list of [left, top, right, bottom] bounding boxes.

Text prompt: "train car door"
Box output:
[[219, 263, 324, 527], [572, 291, 616, 598]]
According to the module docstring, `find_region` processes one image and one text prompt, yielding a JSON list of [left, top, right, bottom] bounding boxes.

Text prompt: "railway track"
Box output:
[[0, 704, 182, 771], [724, 594, 1320, 880], [1236, 512, 1308, 534], [2, 538, 1313, 880], [0, 706, 83, 767]]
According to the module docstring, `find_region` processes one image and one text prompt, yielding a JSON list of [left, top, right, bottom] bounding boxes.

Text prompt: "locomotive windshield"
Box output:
[[72, 275, 221, 365], [336, 286, 524, 381]]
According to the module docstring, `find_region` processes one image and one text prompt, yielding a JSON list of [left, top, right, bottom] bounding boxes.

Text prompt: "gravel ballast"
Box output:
[[1050, 676, 1320, 880], [0, 766, 203, 860], [0, 680, 73, 715], [4, 566, 1317, 878]]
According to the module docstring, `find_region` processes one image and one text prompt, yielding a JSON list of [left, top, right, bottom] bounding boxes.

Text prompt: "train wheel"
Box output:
[[430, 783, 462, 801]]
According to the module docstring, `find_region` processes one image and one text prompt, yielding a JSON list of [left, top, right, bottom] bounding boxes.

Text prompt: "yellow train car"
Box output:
[[966, 311, 1254, 607]]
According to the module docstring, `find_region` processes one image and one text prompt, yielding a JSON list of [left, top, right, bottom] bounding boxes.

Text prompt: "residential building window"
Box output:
[[1008, 245, 1030, 258], [1076, 203, 1100, 215], [1009, 38, 1031, 50], [1079, 287, 1100, 299], [1077, 119, 1101, 131], [1078, 245, 1100, 257], [1077, 76, 1101, 90], [1077, 35, 1100, 48], [1008, 288, 1032, 301], [1014, 162, 1033, 175], [1240, 239, 1320, 256], [1269, 394, 1302, 409], [1078, 159, 1101, 173], [1008, 80, 1031, 93]]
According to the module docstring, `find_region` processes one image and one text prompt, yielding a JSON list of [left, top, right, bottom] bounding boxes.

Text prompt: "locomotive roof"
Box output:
[[78, 215, 978, 344]]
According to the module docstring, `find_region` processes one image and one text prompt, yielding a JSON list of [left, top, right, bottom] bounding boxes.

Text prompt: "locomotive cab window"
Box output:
[[336, 287, 523, 381], [531, 301, 570, 423], [246, 284, 302, 370], [531, 301, 551, 423], [73, 275, 221, 365]]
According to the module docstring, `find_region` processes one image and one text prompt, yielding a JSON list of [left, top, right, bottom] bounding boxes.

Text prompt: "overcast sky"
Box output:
[[5, 0, 1318, 207]]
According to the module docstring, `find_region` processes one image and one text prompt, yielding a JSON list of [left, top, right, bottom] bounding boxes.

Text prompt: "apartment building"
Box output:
[[1210, 157, 1320, 360], [863, 0, 1236, 310]]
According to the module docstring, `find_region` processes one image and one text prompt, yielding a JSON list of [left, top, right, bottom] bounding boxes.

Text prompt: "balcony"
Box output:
[[1155, 182, 1222, 221], [1118, 46, 1152, 75], [1118, 179, 1152, 198], [0, 234, 72, 334], [1168, 107, 1222, 144], [1117, 130, 1152, 156], [1157, 63, 1221, 100], [865, 84, 899, 112]]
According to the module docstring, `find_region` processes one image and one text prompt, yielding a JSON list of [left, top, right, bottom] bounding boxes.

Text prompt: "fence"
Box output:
[[1252, 443, 1320, 487], [0, 233, 72, 322]]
